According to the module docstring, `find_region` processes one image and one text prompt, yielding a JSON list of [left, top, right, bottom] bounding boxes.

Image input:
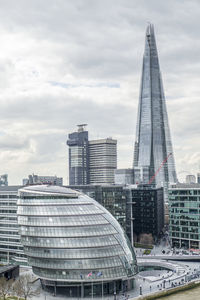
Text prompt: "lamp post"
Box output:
[[139, 285, 142, 295]]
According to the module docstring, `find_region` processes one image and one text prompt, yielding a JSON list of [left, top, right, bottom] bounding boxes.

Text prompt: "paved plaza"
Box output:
[[25, 249, 200, 300]]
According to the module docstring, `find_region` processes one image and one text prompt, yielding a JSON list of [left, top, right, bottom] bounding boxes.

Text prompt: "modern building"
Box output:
[[17, 185, 137, 297], [185, 175, 196, 184], [169, 183, 200, 250], [67, 124, 89, 185], [125, 184, 164, 245], [133, 24, 177, 195], [114, 169, 133, 185], [23, 174, 63, 186], [89, 138, 117, 184], [0, 186, 26, 265], [67, 126, 117, 185], [0, 174, 8, 186], [68, 184, 126, 230]]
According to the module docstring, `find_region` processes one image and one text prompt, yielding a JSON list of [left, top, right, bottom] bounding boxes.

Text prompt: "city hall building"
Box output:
[[17, 185, 137, 297]]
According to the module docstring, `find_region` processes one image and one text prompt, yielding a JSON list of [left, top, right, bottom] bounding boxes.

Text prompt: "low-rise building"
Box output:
[[23, 174, 63, 186]]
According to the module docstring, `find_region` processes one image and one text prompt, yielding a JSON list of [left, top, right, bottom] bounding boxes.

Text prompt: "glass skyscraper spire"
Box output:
[[133, 24, 177, 187]]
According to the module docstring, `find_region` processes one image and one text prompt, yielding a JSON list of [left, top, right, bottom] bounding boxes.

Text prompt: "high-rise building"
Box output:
[[67, 124, 89, 185], [89, 138, 117, 184], [67, 127, 117, 185], [133, 24, 177, 191]]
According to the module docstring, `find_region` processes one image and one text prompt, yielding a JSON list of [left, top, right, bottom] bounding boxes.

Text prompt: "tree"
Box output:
[[13, 274, 40, 300], [0, 277, 13, 300], [139, 233, 154, 245]]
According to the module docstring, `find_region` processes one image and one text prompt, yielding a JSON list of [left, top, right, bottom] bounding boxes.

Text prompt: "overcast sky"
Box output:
[[0, 0, 199, 184]]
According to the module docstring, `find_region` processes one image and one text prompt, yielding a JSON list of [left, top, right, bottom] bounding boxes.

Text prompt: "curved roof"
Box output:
[[19, 185, 80, 197]]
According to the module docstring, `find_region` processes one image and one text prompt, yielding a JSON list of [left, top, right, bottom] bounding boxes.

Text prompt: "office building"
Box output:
[[114, 169, 133, 185], [185, 175, 196, 184], [67, 124, 89, 185], [125, 184, 164, 245], [89, 138, 117, 184], [0, 186, 26, 264], [23, 174, 63, 186], [133, 24, 177, 193], [169, 183, 200, 249], [67, 126, 117, 185], [17, 185, 138, 297], [68, 184, 126, 230]]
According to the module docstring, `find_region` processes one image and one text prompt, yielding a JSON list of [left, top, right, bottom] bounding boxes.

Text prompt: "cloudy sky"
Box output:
[[0, 0, 199, 184]]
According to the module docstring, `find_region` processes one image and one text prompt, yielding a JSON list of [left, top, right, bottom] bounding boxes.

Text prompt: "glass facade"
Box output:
[[17, 185, 137, 296], [169, 184, 200, 249], [125, 185, 164, 243], [0, 186, 26, 264], [133, 24, 177, 192], [67, 127, 89, 185]]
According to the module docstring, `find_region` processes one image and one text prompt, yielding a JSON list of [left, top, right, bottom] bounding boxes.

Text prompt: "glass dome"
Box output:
[[17, 185, 137, 296]]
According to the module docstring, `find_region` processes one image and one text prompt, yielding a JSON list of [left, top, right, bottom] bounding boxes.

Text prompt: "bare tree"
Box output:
[[139, 233, 154, 245], [0, 277, 13, 300], [13, 274, 40, 300]]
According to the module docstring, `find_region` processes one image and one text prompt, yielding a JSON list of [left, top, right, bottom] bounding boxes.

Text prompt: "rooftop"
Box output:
[[169, 183, 200, 189], [19, 185, 80, 197]]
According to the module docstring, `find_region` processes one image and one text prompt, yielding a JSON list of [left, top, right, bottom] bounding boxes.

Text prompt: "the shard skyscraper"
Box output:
[[133, 24, 177, 188]]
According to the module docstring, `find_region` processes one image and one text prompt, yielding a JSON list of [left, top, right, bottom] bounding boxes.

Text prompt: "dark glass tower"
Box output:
[[133, 24, 177, 188], [67, 124, 89, 185]]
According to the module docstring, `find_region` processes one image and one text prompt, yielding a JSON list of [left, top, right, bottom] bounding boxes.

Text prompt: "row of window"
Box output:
[[19, 224, 116, 238], [33, 265, 127, 280], [24, 245, 124, 259], [21, 235, 118, 248], [18, 205, 102, 216], [18, 215, 109, 227], [29, 256, 122, 270]]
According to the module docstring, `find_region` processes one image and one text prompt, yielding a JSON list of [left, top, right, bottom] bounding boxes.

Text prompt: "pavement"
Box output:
[[20, 243, 200, 300]]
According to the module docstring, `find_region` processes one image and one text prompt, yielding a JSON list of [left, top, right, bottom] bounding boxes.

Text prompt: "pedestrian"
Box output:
[[150, 285, 151, 291]]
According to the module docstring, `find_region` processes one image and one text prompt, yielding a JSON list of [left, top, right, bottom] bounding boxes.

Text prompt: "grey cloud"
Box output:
[[0, 0, 199, 183]]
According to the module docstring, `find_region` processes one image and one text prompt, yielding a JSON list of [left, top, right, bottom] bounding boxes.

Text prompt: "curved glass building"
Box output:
[[17, 185, 137, 297]]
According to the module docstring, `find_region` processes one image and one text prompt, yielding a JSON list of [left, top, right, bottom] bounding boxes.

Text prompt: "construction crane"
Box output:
[[148, 152, 172, 185]]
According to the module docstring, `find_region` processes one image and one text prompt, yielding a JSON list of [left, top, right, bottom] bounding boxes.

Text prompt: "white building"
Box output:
[[89, 138, 117, 184]]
